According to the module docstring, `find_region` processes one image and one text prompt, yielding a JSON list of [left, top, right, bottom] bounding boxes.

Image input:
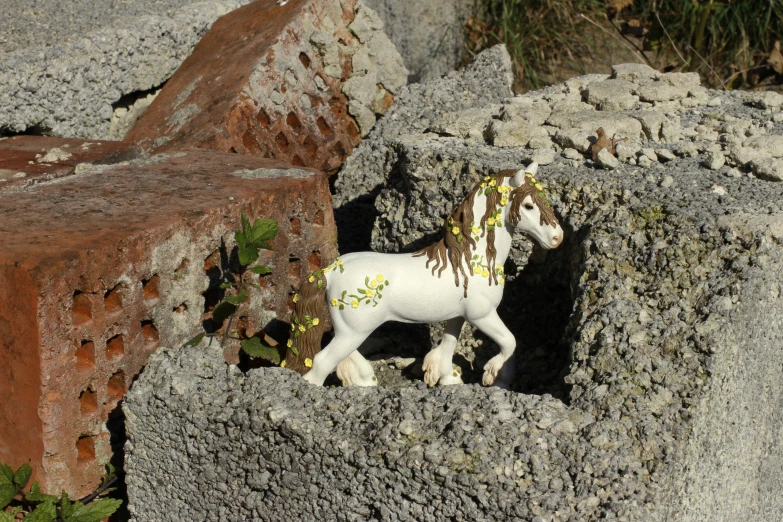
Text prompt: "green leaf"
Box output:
[[378, 285, 384, 291], [234, 230, 247, 250], [289, 346, 299, 356], [250, 219, 279, 242], [0, 484, 16, 510], [25, 482, 58, 503], [219, 281, 235, 289], [211, 301, 237, 324], [250, 265, 272, 275], [184, 333, 205, 348], [0, 507, 21, 522], [339, 304, 344, 310], [62, 498, 122, 522], [25, 500, 57, 522], [241, 213, 252, 236], [60, 492, 74, 518], [13, 464, 31, 489], [365, 276, 370, 286], [304, 315, 311, 322], [225, 290, 248, 306], [317, 280, 323, 289], [238, 247, 259, 266], [0, 465, 13, 485], [385, 280, 390, 286], [240, 338, 281, 364]]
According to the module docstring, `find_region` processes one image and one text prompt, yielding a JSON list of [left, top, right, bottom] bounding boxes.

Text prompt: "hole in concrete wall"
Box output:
[[303, 136, 318, 158], [329, 96, 345, 117], [141, 320, 160, 347], [79, 388, 98, 417], [286, 112, 302, 133], [107, 370, 126, 402], [142, 275, 160, 303], [0, 122, 53, 138], [173, 303, 188, 313], [106, 334, 125, 360], [309, 250, 322, 271], [313, 210, 325, 227], [307, 94, 323, 107], [75, 341, 95, 372], [316, 117, 332, 136], [290, 217, 301, 236], [299, 52, 311, 68], [289, 258, 301, 277], [275, 132, 289, 152], [76, 435, 96, 465], [332, 142, 347, 163], [103, 285, 124, 315], [257, 109, 271, 128], [72, 291, 92, 327], [174, 258, 190, 280], [291, 155, 305, 167]]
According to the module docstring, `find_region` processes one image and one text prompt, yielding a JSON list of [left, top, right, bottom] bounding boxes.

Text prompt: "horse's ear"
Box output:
[[510, 162, 538, 187]]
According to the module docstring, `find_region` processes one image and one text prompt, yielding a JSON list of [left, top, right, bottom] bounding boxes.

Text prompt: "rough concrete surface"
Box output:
[[0, 146, 337, 496], [0, 0, 256, 139], [125, 58, 783, 520], [362, 0, 474, 83]]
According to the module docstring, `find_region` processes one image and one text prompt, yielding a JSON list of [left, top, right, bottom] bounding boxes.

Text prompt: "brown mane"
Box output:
[[413, 168, 558, 297]]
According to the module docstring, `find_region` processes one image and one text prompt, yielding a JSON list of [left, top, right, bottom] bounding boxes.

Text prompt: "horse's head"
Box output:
[[507, 162, 563, 250]]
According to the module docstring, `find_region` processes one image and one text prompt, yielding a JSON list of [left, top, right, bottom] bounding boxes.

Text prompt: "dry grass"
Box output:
[[466, 0, 783, 92]]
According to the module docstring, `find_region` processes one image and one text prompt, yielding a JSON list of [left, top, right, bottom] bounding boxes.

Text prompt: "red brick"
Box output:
[[0, 136, 141, 194], [0, 146, 337, 496], [125, 0, 390, 173]]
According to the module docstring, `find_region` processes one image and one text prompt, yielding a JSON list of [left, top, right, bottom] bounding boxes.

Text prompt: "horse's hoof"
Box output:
[[422, 349, 442, 388], [439, 371, 464, 386], [482, 355, 505, 386]]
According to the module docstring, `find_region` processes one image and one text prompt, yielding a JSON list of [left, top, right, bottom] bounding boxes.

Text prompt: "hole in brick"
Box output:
[[303, 136, 318, 158], [76, 435, 96, 465], [307, 94, 323, 107], [316, 117, 332, 136], [333, 142, 347, 162], [106, 334, 125, 360], [72, 291, 92, 327], [79, 388, 98, 417], [286, 112, 302, 133], [257, 109, 271, 128], [242, 131, 260, 152], [313, 210, 325, 227], [329, 96, 345, 117], [142, 275, 160, 302], [141, 320, 160, 347], [229, 146, 238, 154], [173, 303, 188, 313], [299, 52, 311, 68], [174, 258, 190, 280], [103, 285, 123, 315], [291, 155, 305, 167], [107, 371, 126, 402], [309, 250, 322, 271], [275, 132, 289, 152], [290, 217, 301, 236], [76, 341, 95, 372], [289, 258, 301, 277]]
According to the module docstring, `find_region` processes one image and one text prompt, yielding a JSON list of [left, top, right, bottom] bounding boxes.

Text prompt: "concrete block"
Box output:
[[126, 0, 407, 173], [0, 146, 337, 496]]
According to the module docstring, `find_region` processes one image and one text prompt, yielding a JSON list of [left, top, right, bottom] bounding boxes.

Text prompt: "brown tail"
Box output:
[[284, 270, 329, 375]]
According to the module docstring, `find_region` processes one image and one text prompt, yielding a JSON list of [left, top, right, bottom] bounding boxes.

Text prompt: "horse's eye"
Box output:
[[524, 203, 534, 210]]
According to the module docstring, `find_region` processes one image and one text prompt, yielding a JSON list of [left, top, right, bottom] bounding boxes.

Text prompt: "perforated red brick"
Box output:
[[125, 0, 396, 173], [0, 146, 337, 497]]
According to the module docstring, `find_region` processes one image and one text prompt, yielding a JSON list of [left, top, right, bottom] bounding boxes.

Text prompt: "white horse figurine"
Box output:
[[283, 162, 563, 388]]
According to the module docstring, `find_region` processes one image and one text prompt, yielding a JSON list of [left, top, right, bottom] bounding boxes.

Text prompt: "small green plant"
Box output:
[[0, 462, 121, 522], [187, 213, 281, 363]]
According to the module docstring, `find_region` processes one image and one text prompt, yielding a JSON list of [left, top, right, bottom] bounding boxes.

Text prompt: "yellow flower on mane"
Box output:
[[489, 179, 497, 187], [451, 226, 460, 235], [365, 288, 374, 297], [331, 298, 338, 306], [312, 318, 319, 326], [370, 280, 378, 288], [291, 324, 295, 331], [480, 182, 486, 188], [487, 217, 495, 226], [298, 324, 305, 332], [471, 226, 480, 235], [376, 274, 384, 282], [351, 299, 359, 308], [308, 275, 315, 283], [535, 183, 543, 190], [281, 360, 286, 367], [336, 259, 343, 265], [292, 294, 299, 303], [305, 358, 313, 368], [287, 339, 292, 347]]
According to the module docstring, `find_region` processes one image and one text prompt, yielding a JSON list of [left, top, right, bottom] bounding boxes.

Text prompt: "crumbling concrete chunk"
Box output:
[[638, 81, 689, 102], [744, 135, 783, 158], [348, 2, 384, 43], [611, 63, 660, 82], [430, 107, 498, 140], [748, 91, 783, 110], [583, 79, 639, 112], [750, 157, 783, 181], [596, 148, 620, 169]]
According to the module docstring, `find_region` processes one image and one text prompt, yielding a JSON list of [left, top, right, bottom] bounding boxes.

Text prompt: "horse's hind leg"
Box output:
[[336, 350, 377, 387], [303, 331, 367, 386], [423, 317, 465, 387]]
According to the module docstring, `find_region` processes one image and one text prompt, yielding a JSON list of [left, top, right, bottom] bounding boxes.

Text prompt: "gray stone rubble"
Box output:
[[125, 52, 783, 521]]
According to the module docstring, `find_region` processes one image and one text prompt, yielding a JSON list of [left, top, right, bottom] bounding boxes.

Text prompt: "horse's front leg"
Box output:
[[467, 309, 517, 388], [422, 316, 465, 387]]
